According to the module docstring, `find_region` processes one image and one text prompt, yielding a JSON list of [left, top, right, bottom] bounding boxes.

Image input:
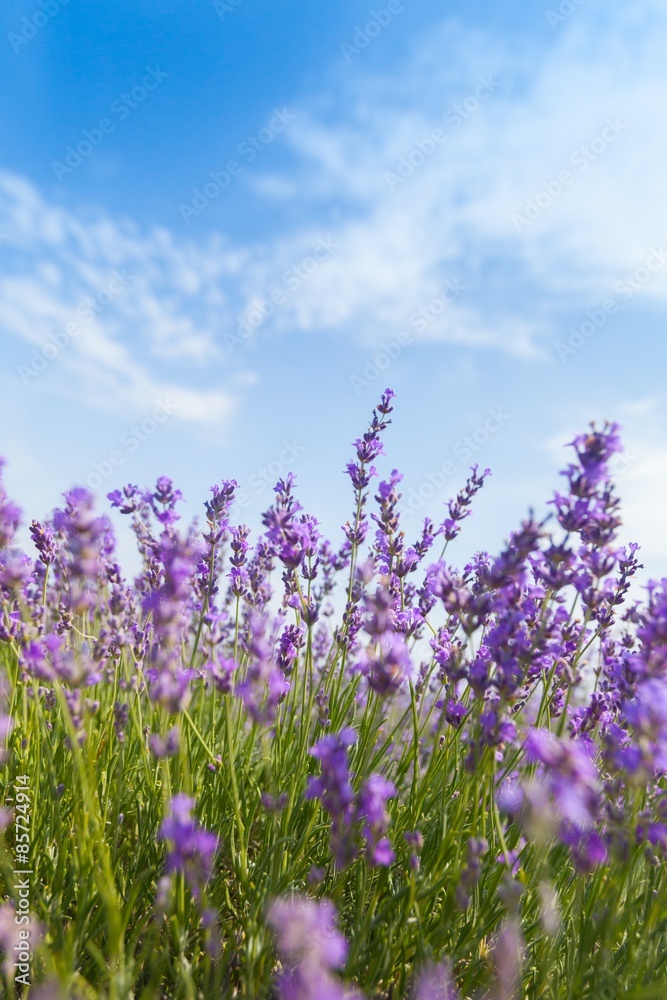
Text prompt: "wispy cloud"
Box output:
[[0, 172, 242, 425], [2, 1, 667, 427], [274, 4, 667, 344]]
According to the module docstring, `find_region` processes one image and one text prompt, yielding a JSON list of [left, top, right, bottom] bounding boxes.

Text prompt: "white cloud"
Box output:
[[0, 172, 243, 427], [260, 1, 667, 348], [2, 0, 667, 425]]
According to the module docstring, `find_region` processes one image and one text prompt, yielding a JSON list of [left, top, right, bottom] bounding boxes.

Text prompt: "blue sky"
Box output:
[[1, 0, 666, 580]]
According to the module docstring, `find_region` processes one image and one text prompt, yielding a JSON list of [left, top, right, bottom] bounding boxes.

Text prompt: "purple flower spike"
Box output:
[[356, 632, 413, 697], [306, 729, 358, 868], [0, 459, 22, 550], [267, 895, 362, 1000], [356, 773, 397, 867], [159, 794, 218, 901], [235, 613, 290, 725], [441, 465, 490, 543], [414, 960, 459, 1000]]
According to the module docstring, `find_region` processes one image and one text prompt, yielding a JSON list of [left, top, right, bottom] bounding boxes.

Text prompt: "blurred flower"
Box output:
[[414, 960, 459, 1000], [356, 773, 396, 867], [267, 895, 362, 1000], [306, 728, 358, 868], [356, 632, 413, 696], [159, 794, 217, 901]]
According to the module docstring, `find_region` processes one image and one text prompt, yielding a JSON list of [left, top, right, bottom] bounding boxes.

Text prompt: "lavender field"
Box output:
[[1, 389, 666, 998], [4, 2, 667, 997]]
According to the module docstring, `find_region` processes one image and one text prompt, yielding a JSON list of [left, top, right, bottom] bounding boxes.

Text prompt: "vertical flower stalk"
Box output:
[[158, 794, 218, 910], [267, 895, 363, 1000]]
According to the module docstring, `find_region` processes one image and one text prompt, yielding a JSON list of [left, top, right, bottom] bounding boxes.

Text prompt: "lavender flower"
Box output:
[[491, 919, 524, 1000], [356, 632, 413, 697], [30, 519, 56, 567], [443, 699, 467, 729], [22, 635, 102, 688], [413, 960, 459, 1000], [143, 530, 204, 710], [235, 613, 290, 724], [343, 390, 395, 554], [262, 475, 315, 572], [267, 895, 362, 1000], [204, 651, 238, 695], [0, 459, 21, 549], [53, 487, 114, 586], [148, 726, 181, 759], [159, 794, 218, 901], [441, 465, 490, 542], [356, 773, 397, 866], [524, 729, 601, 829], [404, 829, 424, 871], [306, 728, 358, 868], [456, 837, 488, 909]]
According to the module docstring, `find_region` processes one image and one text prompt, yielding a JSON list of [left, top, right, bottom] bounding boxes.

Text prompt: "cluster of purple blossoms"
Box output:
[[276, 622, 306, 676], [306, 728, 397, 869], [39, 487, 118, 620], [356, 631, 414, 697], [0, 460, 30, 599], [455, 837, 488, 909], [306, 728, 358, 868], [4, 388, 667, 997], [413, 961, 459, 1000], [0, 460, 21, 547], [148, 725, 180, 759], [229, 523, 251, 598], [267, 895, 362, 1000], [353, 582, 416, 695], [21, 633, 102, 689], [204, 648, 238, 696], [263, 474, 318, 574], [343, 390, 395, 552], [199, 479, 237, 605], [606, 674, 667, 782], [522, 729, 607, 871], [235, 613, 290, 725], [145, 537, 204, 710], [440, 464, 490, 543], [355, 772, 397, 866], [159, 794, 218, 902], [0, 678, 13, 766]]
